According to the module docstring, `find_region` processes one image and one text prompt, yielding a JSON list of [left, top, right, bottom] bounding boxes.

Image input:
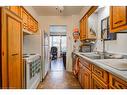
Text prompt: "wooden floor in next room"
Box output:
[[37, 58, 81, 89]]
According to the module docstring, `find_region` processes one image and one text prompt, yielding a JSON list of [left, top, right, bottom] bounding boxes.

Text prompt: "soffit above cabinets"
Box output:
[[32, 6, 86, 16]]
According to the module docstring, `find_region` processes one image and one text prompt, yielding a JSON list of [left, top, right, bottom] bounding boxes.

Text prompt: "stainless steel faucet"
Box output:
[[102, 39, 106, 53]]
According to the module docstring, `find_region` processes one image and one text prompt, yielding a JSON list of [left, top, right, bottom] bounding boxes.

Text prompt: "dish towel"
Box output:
[[73, 57, 79, 76]]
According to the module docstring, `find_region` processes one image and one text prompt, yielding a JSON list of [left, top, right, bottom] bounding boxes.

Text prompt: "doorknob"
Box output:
[[12, 53, 18, 56]]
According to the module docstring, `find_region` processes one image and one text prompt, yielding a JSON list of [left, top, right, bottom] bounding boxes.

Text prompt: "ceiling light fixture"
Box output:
[[56, 6, 64, 13]]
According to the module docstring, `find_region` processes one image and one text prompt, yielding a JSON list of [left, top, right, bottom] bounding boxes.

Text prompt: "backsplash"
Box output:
[[93, 7, 127, 55], [23, 35, 41, 55]]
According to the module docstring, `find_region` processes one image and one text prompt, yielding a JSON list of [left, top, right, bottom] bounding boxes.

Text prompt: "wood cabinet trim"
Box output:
[[79, 57, 92, 70], [8, 6, 21, 18], [80, 6, 98, 22], [5, 7, 22, 19], [109, 74, 127, 89], [82, 65, 92, 89], [110, 6, 127, 29], [92, 65, 108, 84], [110, 6, 127, 32], [21, 7, 38, 24], [92, 74, 108, 89]]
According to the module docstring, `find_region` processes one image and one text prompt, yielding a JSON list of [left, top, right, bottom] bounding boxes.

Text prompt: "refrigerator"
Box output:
[[41, 31, 50, 79]]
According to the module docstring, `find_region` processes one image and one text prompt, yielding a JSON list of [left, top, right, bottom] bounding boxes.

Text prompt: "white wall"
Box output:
[[23, 35, 41, 54], [39, 15, 79, 71], [95, 7, 127, 54]]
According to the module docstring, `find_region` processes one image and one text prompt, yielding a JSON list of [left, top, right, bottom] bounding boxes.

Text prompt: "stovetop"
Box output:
[[23, 53, 39, 58]]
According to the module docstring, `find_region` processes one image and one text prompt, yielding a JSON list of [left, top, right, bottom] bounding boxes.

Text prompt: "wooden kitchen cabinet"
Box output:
[[2, 8, 23, 88], [92, 74, 108, 89], [21, 7, 29, 30], [80, 57, 92, 70], [28, 16, 33, 31], [29, 16, 38, 32], [110, 6, 127, 32], [81, 65, 91, 89], [80, 17, 87, 40], [80, 6, 97, 40], [34, 20, 38, 32], [74, 54, 127, 89], [8, 6, 21, 17], [109, 74, 127, 89], [80, 19, 84, 40], [78, 57, 92, 89], [21, 7, 38, 33], [92, 65, 108, 84]]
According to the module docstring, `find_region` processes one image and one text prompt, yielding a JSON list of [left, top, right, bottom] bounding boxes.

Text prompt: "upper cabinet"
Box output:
[[21, 7, 29, 30], [21, 7, 38, 33], [7, 6, 38, 33], [8, 6, 21, 17], [80, 16, 87, 40], [80, 6, 98, 40], [110, 6, 127, 32]]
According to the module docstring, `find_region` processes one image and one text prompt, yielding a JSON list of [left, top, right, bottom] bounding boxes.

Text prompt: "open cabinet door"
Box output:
[[2, 7, 23, 89]]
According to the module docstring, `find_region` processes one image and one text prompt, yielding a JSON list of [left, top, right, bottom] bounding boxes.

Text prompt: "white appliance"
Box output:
[[23, 53, 41, 89], [42, 31, 50, 79]]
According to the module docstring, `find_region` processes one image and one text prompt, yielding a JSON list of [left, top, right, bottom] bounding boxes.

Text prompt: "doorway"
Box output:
[[49, 25, 67, 71]]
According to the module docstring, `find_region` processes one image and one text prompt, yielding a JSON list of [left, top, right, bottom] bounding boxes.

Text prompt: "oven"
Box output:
[[23, 54, 41, 89]]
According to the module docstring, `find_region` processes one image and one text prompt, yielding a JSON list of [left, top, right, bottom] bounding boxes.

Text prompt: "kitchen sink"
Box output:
[[80, 52, 124, 59], [80, 52, 127, 71], [96, 59, 127, 71]]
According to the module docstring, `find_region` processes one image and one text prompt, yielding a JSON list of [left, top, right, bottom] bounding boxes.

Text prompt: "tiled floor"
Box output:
[[37, 58, 81, 89]]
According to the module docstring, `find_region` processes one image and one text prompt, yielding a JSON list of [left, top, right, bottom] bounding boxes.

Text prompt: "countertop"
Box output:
[[73, 52, 127, 82]]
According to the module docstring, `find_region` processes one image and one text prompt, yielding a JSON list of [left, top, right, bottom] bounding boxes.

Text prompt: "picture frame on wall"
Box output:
[[101, 16, 116, 40]]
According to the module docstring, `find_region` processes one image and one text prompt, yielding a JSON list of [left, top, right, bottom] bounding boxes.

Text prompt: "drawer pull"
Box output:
[[12, 53, 18, 56], [114, 20, 123, 24]]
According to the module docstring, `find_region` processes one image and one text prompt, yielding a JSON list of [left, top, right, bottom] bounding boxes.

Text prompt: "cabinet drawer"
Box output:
[[109, 74, 127, 89], [79, 57, 92, 70], [92, 65, 108, 83], [92, 74, 108, 89]]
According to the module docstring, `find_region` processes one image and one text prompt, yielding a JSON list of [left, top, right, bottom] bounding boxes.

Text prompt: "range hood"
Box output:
[[23, 29, 33, 35]]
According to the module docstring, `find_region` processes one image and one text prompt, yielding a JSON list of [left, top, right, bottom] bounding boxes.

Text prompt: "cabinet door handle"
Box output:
[[114, 20, 123, 24], [12, 53, 18, 56]]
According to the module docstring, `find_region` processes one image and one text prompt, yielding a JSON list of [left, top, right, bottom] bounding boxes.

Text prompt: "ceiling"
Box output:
[[33, 6, 84, 16]]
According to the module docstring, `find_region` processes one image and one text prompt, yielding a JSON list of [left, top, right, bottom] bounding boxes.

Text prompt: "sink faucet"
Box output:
[[102, 39, 106, 53], [102, 39, 106, 58]]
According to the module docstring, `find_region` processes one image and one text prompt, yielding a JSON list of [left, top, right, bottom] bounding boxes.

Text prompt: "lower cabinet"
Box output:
[[76, 56, 127, 89], [78, 61, 91, 89], [109, 74, 127, 89], [81, 66, 91, 89], [91, 74, 108, 89]]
